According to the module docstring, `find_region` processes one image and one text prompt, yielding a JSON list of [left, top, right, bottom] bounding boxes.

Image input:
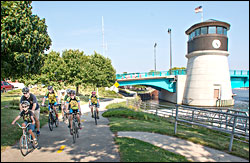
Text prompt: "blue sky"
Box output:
[[31, 1, 249, 74]]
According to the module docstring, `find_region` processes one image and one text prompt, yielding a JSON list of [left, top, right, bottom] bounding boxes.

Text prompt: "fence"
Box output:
[[127, 100, 249, 152]]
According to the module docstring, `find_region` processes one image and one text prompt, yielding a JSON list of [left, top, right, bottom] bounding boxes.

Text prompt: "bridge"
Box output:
[[116, 70, 249, 92]]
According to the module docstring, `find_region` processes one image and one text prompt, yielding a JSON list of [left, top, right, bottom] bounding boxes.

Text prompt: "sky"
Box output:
[[31, 1, 249, 74]]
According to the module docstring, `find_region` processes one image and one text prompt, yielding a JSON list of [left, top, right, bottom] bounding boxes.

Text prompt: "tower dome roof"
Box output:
[[185, 19, 230, 35]]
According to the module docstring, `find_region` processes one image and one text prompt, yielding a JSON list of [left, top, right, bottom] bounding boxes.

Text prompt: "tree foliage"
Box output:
[[62, 49, 89, 94], [1, 1, 52, 80], [39, 51, 65, 90], [170, 67, 186, 70], [87, 52, 116, 89]]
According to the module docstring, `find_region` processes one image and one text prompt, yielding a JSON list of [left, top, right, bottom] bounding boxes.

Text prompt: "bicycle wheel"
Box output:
[[75, 119, 79, 138], [72, 121, 76, 143], [19, 135, 29, 156], [48, 113, 53, 131], [55, 112, 59, 127], [94, 107, 97, 125]]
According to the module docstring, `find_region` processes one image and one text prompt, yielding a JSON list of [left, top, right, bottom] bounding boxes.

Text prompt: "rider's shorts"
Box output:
[[90, 103, 98, 107], [69, 108, 80, 114], [48, 102, 57, 111], [24, 121, 35, 132]]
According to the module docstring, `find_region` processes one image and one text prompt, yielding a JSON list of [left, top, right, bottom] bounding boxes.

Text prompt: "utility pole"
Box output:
[[102, 16, 105, 57], [154, 43, 157, 72], [168, 28, 172, 75]]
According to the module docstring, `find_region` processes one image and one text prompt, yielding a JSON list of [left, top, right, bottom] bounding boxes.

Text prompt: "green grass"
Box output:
[[116, 137, 190, 162], [103, 105, 249, 160]]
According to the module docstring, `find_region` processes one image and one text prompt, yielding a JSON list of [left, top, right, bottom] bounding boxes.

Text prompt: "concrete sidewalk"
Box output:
[[1, 98, 126, 162], [117, 131, 248, 162]]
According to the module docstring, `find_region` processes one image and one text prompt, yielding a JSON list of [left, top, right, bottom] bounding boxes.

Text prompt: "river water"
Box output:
[[143, 89, 249, 111]]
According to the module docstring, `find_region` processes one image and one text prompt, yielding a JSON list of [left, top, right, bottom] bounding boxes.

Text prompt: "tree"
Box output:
[[62, 49, 89, 95], [1, 1, 52, 80], [170, 67, 186, 70], [87, 52, 116, 89], [38, 51, 65, 90]]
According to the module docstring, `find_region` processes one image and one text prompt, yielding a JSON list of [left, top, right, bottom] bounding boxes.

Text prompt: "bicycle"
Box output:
[[16, 122, 38, 156], [70, 112, 80, 143], [91, 104, 99, 125], [44, 104, 59, 131]]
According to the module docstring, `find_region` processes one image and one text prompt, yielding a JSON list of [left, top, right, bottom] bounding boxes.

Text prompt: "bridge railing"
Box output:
[[116, 70, 187, 80], [230, 70, 249, 76], [116, 70, 249, 80]]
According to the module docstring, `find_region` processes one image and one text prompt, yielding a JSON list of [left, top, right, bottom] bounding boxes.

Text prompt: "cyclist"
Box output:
[[64, 89, 71, 110], [20, 87, 41, 136], [63, 89, 71, 122], [59, 90, 66, 120], [66, 90, 81, 135], [12, 101, 38, 146], [89, 91, 100, 119], [42, 86, 59, 120]]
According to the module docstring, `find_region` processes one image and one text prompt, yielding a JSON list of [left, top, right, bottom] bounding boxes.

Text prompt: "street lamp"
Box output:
[[154, 43, 157, 72], [168, 28, 172, 75]]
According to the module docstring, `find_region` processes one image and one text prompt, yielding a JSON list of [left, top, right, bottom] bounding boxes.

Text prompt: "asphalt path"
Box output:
[[1, 98, 126, 162]]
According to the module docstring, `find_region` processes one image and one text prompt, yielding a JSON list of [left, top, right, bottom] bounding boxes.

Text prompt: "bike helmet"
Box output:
[[69, 90, 76, 95], [92, 91, 96, 95], [48, 86, 53, 90], [66, 89, 71, 94], [22, 87, 29, 93], [21, 100, 30, 107]]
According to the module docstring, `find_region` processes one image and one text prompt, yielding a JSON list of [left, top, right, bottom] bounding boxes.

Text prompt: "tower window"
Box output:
[[195, 28, 201, 36], [217, 26, 223, 35], [208, 26, 216, 34], [201, 27, 208, 35], [223, 27, 227, 36]]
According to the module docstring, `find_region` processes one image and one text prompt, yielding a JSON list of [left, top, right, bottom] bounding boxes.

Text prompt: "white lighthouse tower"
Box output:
[[182, 19, 234, 106]]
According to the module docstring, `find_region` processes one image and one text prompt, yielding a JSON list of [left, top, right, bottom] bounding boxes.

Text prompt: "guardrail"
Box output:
[[127, 100, 249, 152], [116, 70, 186, 80], [230, 70, 249, 76], [117, 70, 249, 80]]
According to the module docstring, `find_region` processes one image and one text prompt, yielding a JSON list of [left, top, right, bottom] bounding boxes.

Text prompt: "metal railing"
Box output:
[[116, 70, 186, 80], [128, 100, 249, 152], [116, 70, 249, 80]]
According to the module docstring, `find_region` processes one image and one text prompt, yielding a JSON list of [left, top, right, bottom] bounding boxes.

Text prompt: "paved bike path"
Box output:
[[1, 98, 125, 162], [117, 131, 248, 162]]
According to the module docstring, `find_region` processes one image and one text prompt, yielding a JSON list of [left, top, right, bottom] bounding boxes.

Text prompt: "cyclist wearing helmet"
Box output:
[[64, 89, 71, 108], [63, 89, 71, 122], [42, 86, 59, 120], [12, 101, 38, 146], [66, 90, 81, 135], [20, 87, 41, 135], [89, 91, 100, 119], [59, 90, 66, 120]]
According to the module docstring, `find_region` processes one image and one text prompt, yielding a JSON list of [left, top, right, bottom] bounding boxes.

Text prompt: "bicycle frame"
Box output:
[[70, 112, 79, 143], [47, 104, 59, 131], [16, 122, 35, 156], [93, 105, 98, 125]]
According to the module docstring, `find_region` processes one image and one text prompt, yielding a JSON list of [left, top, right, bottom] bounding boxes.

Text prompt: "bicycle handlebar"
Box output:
[[16, 122, 32, 129]]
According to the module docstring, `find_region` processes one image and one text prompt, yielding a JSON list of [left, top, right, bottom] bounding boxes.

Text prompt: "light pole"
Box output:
[[154, 43, 157, 72], [168, 28, 172, 75]]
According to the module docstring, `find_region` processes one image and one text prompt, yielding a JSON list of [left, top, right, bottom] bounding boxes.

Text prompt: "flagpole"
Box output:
[[201, 11, 203, 22], [201, 5, 203, 22]]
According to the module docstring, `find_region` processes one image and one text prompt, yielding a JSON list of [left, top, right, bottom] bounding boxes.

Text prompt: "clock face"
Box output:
[[212, 39, 221, 49]]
